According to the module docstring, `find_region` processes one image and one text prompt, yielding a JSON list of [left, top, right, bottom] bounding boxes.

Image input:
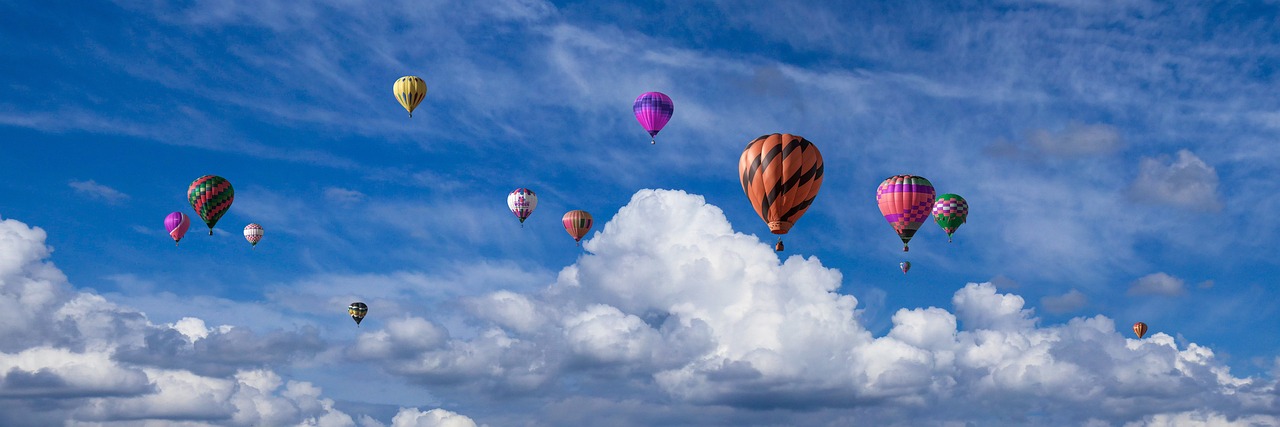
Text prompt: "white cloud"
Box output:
[[0, 214, 476, 426], [1041, 289, 1088, 314], [348, 189, 1279, 425], [1028, 123, 1123, 157], [68, 179, 130, 204], [325, 187, 367, 205], [390, 408, 479, 427], [1130, 150, 1222, 211], [1128, 272, 1187, 296]]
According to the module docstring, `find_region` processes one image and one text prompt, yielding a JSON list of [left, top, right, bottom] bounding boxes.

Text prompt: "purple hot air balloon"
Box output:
[[165, 212, 191, 246], [633, 92, 673, 145]]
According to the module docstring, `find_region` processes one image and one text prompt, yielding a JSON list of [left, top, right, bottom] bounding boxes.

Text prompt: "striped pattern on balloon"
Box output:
[[876, 175, 935, 251], [393, 76, 428, 117], [562, 210, 593, 246], [738, 133, 824, 251], [633, 92, 674, 144]]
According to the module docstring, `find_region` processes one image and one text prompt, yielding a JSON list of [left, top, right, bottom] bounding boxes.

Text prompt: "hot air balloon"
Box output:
[[164, 212, 190, 246], [876, 175, 935, 252], [244, 223, 264, 248], [349, 302, 368, 326], [900, 261, 911, 274], [188, 175, 234, 235], [1133, 322, 1148, 339], [562, 210, 592, 246], [633, 92, 673, 144], [933, 194, 968, 242], [508, 188, 537, 227], [393, 76, 427, 117], [738, 133, 824, 252]]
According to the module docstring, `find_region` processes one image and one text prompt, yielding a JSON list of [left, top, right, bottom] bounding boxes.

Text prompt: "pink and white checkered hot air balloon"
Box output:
[[164, 212, 190, 246], [243, 223, 264, 248], [507, 188, 537, 227], [633, 92, 673, 145]]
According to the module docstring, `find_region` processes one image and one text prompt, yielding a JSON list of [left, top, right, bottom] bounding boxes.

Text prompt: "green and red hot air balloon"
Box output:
[[188, 175, 234, 235]]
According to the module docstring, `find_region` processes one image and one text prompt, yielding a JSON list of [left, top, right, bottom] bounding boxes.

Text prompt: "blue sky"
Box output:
[[1, 0, 1279, 425]]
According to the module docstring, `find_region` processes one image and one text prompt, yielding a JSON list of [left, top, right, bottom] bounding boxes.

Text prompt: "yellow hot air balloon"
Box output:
[[393, 76, 427, 117]]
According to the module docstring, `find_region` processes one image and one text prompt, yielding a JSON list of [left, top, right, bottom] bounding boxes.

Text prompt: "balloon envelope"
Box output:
[[393, 76, 428, 117], [164, 212, 190, 245], [349, 302, 368, 325], [1133, 322, 1148, 339], [900, 261, 911, 274], [738, 133, 824, 237], [933, 193, 968, 242], [244, 223, 264, 247], [507, 188, 537, 225], [188, 175, 234, 235], [876, 175, 935, 251], [633, 92, 673, 143], [562, 210, 593, 245]]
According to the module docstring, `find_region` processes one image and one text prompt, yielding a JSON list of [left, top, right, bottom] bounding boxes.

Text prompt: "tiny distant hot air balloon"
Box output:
[[633, 92, 674, 144], [1133, 322, 1148, 339], [739, 133, 824, 252], [933, 194, 968, 243], [562, 210, 593, 246], [188, 175, 234, 235], [164, 212, 190, 246], [900, 261, 911, 274], [244, 223, 264, 248], [876, 175, 935, 252], [393, 76, 427, 117], [349, 302, 368, 326], [508, 188, 538, 227]]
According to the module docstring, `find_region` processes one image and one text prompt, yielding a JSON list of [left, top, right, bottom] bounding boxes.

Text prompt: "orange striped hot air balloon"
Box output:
[[738, 133, 824, 251], [562, 210, 593, 246], [1132, 322, 1148, 339]]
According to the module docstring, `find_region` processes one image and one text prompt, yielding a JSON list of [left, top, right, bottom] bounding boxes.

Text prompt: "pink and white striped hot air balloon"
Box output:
[[243, 223, 264, 248]]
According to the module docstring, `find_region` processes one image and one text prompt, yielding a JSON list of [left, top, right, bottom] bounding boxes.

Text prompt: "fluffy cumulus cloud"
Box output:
[[348, 190, 1280, 426], [0, 215, 474, 426], [1130, 150, 1222, 211]]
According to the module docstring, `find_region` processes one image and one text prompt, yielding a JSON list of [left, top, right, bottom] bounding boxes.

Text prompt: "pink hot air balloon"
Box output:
[[562, 210, 593, 246], [244, 223, 264, 248], [876, 175, 936, 252], [633, 92, 673, 144], [165, 212, 190, 246]]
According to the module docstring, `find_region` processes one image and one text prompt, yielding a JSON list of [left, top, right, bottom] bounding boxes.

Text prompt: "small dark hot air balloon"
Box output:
[[900, 261, 911, 274], [1133, 322, 1148, 339], [349, 302, 368, 326]]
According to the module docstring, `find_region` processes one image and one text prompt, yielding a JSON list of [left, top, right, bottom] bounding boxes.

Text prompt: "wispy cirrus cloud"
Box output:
[[68, 179, 129, 204]]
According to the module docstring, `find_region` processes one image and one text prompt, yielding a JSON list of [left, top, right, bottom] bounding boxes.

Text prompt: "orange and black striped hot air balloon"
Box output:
[[738, 133, 824, 251]]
